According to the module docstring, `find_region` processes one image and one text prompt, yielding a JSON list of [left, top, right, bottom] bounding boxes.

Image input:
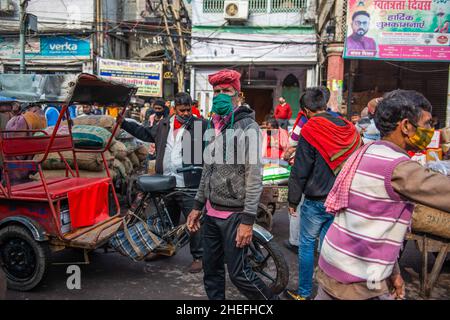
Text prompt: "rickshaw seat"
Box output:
[[11, 177, 111, 199], [136, 175, 176, 193]]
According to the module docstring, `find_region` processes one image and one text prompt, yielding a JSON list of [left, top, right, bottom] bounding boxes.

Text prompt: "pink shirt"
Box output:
[[206, 200, 234, 219]]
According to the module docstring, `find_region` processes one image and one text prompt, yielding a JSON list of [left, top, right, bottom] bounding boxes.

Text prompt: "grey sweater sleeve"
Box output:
[[241, 122, 263, 225], [193, 165, 208, 210]]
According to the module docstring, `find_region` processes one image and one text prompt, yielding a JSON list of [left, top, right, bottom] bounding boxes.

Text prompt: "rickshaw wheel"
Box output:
[[0, 225, 50, 291]]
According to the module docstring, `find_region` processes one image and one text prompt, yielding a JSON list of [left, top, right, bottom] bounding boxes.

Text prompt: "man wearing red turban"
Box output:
[[187, 69, 277, 300]]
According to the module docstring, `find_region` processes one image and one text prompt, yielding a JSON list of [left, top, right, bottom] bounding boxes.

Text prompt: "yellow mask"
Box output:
[[408, 126, 434, 151]]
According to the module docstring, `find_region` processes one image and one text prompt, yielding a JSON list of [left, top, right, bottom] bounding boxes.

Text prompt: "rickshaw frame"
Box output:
[[0, 73, 137, 253]]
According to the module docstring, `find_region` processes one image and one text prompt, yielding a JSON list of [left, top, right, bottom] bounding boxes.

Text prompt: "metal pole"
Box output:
[[19, 0, 28, 74]]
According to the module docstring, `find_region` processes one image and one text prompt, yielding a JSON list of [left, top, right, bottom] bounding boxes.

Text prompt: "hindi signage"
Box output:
[[344, 0, 450, 61], [98, 58, 163, 97]]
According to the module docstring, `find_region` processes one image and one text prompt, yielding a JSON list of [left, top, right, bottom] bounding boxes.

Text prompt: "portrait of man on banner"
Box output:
[[346, 10, 378, 56]]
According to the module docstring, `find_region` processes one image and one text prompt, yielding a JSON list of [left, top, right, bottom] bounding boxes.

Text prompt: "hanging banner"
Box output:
[[344, 0, 450, 61], [98, 58, 163, 97]]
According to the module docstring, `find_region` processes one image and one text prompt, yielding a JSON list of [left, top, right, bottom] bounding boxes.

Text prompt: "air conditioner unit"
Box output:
[[223, 0, 249, 21], [0, 0, 14, 13]]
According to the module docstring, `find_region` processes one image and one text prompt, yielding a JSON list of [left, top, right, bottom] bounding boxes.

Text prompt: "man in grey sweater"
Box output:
[[187, 69, 276, 300]]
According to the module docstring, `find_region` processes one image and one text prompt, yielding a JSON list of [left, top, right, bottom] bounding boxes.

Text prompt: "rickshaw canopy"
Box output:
[[0, 73, 137, 106]]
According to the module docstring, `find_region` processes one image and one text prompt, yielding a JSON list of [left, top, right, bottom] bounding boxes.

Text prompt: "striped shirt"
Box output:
[[319, 141, 413, 284]]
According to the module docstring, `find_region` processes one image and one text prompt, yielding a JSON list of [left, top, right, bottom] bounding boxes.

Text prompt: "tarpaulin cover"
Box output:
[[68, 181, 110, 229], [0, 74, 75, 103]]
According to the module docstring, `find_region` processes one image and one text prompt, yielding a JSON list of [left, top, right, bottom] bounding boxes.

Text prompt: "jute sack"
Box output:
[[35, 151, 114, 172], [412, 204, 450, 240], [71, 115, 116, 132], [128, 152, 140, 168], [30, 169, 116, 181], [113, 159, 127, 178], [72, 125, 112, 149], [121, 138, 139, 155], [122, 157, 133, 175], [135, 144, 149, 162], [110, 140, 128, 161]]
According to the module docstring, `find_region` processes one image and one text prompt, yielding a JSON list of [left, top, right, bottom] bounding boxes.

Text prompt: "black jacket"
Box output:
[[121, 116, 208, 188], [288, 112, 348, 207]]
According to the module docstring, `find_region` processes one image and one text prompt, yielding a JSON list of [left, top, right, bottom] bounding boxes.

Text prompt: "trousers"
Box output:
[[202, 214, 276, 300]]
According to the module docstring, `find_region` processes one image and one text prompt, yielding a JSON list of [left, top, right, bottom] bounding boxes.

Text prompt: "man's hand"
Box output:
[[283, 147, 296, 161], [288, 206, 297, 217], [187, 210, 202, 233], [236, 223, 253, 248], [390, 274, 405, 300]]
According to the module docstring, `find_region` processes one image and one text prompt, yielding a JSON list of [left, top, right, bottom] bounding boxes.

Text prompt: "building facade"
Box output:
[[0, 0, 127, 75], [188, 0, 319, 122]]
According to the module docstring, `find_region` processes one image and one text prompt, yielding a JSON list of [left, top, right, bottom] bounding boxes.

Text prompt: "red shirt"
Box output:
[[192, 106, 201, 118], [274, 103, 292, 120]]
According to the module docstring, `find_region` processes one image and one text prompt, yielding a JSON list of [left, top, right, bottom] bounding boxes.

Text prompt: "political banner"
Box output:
[[344, 0, 450, 61], [98, 58, 163, 97]]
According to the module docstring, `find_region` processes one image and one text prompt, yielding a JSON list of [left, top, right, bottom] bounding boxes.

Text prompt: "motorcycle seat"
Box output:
[[136, 174, 176, 193]]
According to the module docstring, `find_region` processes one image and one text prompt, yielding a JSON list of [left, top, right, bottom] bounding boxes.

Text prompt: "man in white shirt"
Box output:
[[119, 92, 208, 273]]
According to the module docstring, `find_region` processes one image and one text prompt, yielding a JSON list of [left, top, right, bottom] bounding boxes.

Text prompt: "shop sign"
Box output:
[[98, 58, 163, 97], [164, 71, 174, 79], [0, 36, 91, 59], [344, 0, 450, 61]]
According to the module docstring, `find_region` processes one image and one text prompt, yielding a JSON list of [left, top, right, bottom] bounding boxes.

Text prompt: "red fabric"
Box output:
[[301, 115, 361, 172], [208, 69, 241, 92], [192, 106, 201, 118], [262, 129, 290, 159], [174, 117, 183, 130], [68, 181, 110, 229], [274, 103, 292, 120], [325, 142, 374, 215]]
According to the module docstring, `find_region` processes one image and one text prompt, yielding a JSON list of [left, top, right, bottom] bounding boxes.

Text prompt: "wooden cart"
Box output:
[[257, 184, 289, 231], [405, 232, 450, 298]]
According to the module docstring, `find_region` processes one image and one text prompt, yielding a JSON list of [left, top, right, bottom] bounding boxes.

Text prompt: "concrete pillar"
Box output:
[[326, 43, 345, 113]]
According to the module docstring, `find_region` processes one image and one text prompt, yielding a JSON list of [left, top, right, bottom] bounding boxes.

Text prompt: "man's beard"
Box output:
[[355, 29, 367, 37]]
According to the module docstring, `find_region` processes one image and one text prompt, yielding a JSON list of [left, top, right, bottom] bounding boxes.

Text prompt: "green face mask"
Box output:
[[212, 93, 234, 116]]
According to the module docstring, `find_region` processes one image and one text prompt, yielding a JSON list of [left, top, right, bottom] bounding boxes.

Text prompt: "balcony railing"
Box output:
[[203, 0, 224, 12], [202, 0, 306, 13], [249, 0, 267, 13], [270, 0, 306, 12]]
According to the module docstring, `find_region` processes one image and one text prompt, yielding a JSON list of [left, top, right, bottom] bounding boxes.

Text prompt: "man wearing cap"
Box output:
[[187, 69, 277, 300]]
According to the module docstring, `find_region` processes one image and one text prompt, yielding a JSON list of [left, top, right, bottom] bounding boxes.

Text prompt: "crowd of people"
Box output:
[[117, 69, 449, 301], [1, 68, 449, 301]]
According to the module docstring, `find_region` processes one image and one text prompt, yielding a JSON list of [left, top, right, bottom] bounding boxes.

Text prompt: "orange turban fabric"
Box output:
[[208, 69, 241, 92]]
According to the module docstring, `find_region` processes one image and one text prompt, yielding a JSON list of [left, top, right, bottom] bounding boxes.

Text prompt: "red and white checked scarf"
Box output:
[[325, 142, 374, 215]]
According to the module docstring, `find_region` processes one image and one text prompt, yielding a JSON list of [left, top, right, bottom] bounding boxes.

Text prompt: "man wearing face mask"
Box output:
[[315, 90, 450, 300], [146, 99, 167, 127], [186, 69, 277, 300], [118, 92, 208, 273], [286, 87, 361, 300]]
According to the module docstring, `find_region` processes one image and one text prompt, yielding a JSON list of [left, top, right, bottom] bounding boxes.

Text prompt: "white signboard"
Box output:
[[98, 58, 163, 97]]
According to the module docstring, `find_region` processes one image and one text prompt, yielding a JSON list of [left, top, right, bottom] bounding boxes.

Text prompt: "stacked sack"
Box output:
[[113, 118, 150, 180], [32, 118, 116, 180], [31, 115, 150, 182]]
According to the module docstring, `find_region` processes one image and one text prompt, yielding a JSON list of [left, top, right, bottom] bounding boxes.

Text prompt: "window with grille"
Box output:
[[202, 0, 306, 13]]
